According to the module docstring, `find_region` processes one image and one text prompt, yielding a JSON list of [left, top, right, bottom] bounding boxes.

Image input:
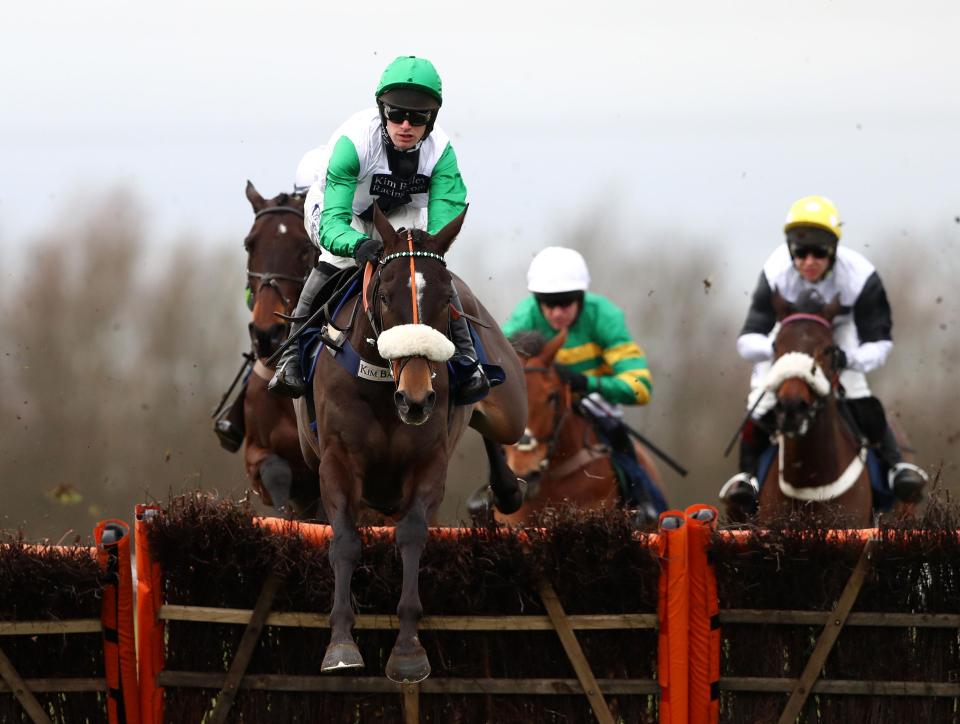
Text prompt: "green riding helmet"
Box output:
[[375, 56, 443, 111]]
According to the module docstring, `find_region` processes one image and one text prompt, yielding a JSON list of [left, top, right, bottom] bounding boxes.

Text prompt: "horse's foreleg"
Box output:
[[319, 457, 364, 672], [385, 471, 441, 683]]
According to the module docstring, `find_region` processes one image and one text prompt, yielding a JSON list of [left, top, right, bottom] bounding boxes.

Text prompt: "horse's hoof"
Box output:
[[466, 485, 494, 525], [321, 642, 364, 672], [494, 477, 527, 515], [385, 645, 431, 683]]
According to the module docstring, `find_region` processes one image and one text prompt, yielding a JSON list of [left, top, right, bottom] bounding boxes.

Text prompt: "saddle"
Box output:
[[574, 396, 668, 518]]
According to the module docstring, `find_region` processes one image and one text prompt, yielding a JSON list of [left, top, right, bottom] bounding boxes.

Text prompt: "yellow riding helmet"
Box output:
[[784, 195, 842, 241]]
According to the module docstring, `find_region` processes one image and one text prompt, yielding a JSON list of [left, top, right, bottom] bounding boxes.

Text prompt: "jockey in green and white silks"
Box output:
[[303, 112, 466, 269], [502, 247, 653, 406], [269, 56, 487, 403]]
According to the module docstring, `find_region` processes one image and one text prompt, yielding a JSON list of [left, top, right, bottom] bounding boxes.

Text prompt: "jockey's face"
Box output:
[[386, 118, 427, 150], [539, 300, 580, 331], [788, 226, 834, 283], [793, 250, 830, 283]]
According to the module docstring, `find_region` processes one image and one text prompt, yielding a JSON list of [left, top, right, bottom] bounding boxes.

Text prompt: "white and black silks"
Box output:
[[737, 245, 893, 416]]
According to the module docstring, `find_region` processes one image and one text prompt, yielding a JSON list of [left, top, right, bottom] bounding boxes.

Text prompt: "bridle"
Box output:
[[772, 313, 867, 500], [771, 313, 840, 434], [246, 205, 310, 310], [362, 230, 450, 385], [517, 365, 576, 470]]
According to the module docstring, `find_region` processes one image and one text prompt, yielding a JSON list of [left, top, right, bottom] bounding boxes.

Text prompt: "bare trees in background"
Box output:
[[0, 189, 251, 539], [1, 190, 956, 538]]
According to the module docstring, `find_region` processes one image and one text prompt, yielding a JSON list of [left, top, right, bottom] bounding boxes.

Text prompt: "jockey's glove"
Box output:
[[555, 366, 589, 393], [353, 237, 383, 266]]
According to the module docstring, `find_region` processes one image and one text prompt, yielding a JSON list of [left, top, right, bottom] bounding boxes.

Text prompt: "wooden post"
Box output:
[[208, 570, 284, 724], [402, 682, 420, 723], [777, 538, 877, 724], [0, 644, 52, 724], [537, 578, 615, 724]]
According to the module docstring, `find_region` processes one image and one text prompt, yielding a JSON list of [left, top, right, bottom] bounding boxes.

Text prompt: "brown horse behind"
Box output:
[[498, 329, 665, 525], [294, 205, 527, 682], [757, 296, 873, 526], [242, 182, 321, 518]]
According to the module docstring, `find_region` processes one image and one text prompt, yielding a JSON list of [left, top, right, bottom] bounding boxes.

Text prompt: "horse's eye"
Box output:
[[379, 293, 388, 307], [548, 392, 559, 405]]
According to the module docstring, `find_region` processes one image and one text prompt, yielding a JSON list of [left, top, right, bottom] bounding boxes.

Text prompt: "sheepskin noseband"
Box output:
[[377, 323, 456, 362], [763, 352, 831, 397]]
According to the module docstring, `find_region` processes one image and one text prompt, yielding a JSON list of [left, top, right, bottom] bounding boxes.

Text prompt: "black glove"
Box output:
[[826, 345, 847, 372], [555, 366, 588, 393], [353, 237, 383, 266]]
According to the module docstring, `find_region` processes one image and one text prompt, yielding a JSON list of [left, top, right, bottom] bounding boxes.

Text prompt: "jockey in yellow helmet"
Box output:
[[719, 195, 928, 512]]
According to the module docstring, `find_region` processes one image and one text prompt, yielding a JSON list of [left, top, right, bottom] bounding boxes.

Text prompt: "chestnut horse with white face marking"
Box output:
[[501, 329, 664, 525], [295, 205, 527, 682], [758, 295, 873, 526], [242, 183, 321, 518]]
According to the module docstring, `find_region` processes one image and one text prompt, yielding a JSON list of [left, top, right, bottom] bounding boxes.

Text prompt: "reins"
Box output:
[[522, 365, 593, 475]]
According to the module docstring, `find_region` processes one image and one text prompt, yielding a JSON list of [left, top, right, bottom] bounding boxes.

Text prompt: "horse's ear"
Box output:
[[771, 288, 793, 320], [429, 205, 469, 256], [539, 327, 568, 367], [246, 180, 266, 212], [821, 293, 842, 322], [372, 203, 402, 247]]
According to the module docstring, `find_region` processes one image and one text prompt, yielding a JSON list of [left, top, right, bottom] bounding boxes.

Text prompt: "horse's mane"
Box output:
[[509, 331, 547, 358], [268, 192, 299, 208], [790, 289, 830, 316]]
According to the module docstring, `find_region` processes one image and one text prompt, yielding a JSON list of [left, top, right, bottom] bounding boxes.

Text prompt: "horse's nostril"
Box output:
[[424, 390, 436, 409], [394, 391, 408, 412]]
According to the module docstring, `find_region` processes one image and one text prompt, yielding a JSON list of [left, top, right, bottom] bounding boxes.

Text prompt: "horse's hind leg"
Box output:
[[481, 436, 525, 515], [258, 454, 292, 515], [320, 466, 364, 672], [386, 483, 438, 683]]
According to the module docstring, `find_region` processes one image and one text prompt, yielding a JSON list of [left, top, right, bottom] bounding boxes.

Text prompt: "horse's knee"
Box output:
[[330, 527, 361, 565], [395, 511, 428, 550]]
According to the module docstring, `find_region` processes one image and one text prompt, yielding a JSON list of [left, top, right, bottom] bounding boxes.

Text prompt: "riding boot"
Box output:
[[878, 423, 929, 503], [213, 382, 246, 453], [450, 283, 489, 404], [268, 265, 330, 399], [848, 397, 929, 503], [719, 415, 772, 511]]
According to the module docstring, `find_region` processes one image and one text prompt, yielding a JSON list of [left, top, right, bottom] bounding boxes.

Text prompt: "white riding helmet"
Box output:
[[294, 146, 328, 193], [526, 247, 590, 293]]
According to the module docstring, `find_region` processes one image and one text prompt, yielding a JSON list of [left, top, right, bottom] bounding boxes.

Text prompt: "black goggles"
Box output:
[[535, 292, 583, 309], [382, 104, 431, 127], [790, 244, 831, 260]]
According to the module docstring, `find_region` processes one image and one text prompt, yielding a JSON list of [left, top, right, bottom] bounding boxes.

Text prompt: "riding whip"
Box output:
[[210, 352, 254, 419], [722, 390, 767, 458]]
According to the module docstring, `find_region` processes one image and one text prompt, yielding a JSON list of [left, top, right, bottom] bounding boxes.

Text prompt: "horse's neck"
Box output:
[[781, 399, 860, 486]]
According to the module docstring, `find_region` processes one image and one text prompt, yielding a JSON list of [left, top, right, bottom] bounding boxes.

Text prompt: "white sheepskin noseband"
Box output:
[[377, 324, 456, 362], [763, 352, 831, 397]]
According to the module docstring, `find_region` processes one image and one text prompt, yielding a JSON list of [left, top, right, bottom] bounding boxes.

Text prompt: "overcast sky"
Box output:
[[3, 0, 959, 289]]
